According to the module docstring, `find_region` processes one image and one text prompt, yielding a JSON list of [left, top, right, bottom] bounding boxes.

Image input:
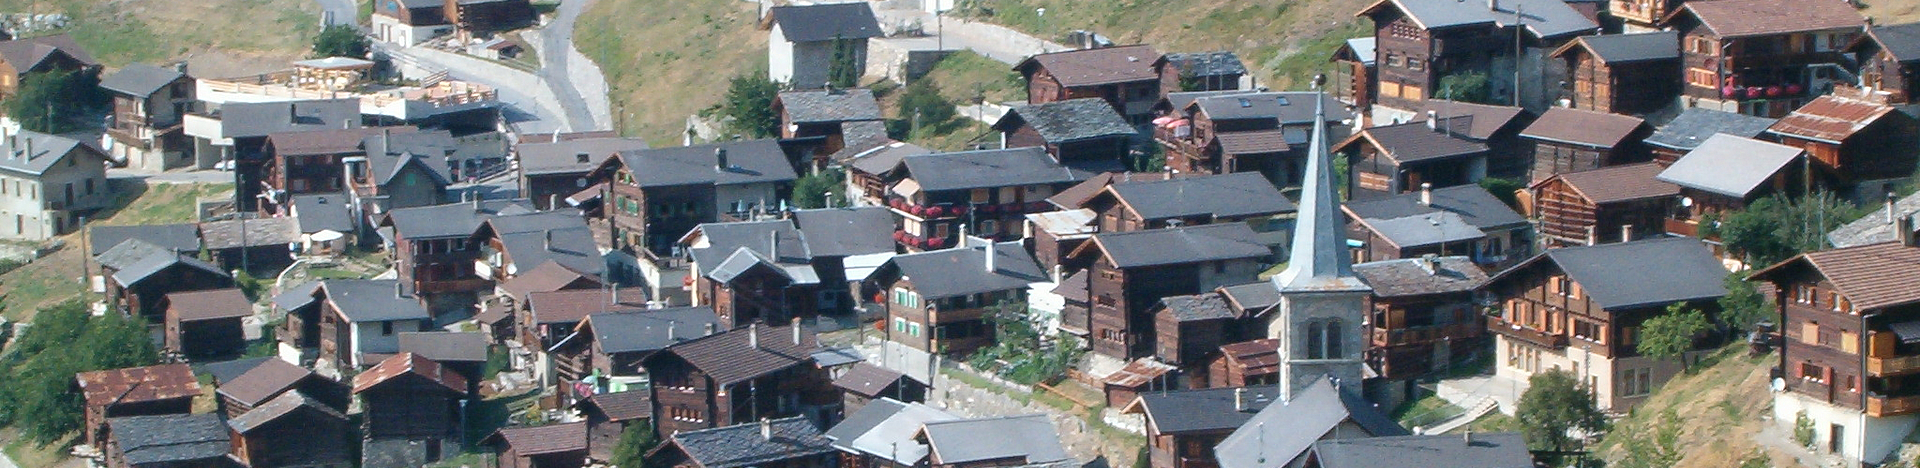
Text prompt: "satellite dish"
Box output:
[[1771, 377, 1787, 392], [1680, 196, 1694, 208]]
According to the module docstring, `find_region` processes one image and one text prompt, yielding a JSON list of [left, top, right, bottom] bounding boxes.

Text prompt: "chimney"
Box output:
[[1419, 183, 1432, 206], [543, 229, 553, 251], [174, 61, 189, 74], [749, 323, 760, 349], [956, 224, 968, 250], [714, 148, 729, 171], [288, 103, 299, 124], [984, 243, 996, 273], [704, 322, 717, 336], [472, 193, 482, 212], [668, 320, 678, 341], [1464, 428, 1474, 445], [22, 136, 31, 160], [612, 287, 622, 305], [1233, 387, 1248, 412], [759, 418, 773, 440], [1488, 0, 1497, 10], [1585, 225, 1597, 245], [1621, 224, 1634, 243], [1889, 192, 1899, 224], [769, 230, 780, 258], [1899, 215, 1918, 247], [394, 281, 405, 298], [1419, 254, 1439, 275], [1425, 110, 1438, 131], [791, 317, 803, 345], [549, 194, 560, 209], [1052, 264, 1063, 283]]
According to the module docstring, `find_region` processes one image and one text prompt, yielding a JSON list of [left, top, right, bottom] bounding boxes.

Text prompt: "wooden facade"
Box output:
[[1365, 291, 1486, 380], [229, 403, 352, 468], [1668, 1, 1862, 118], [876, 276, 1006, 357], [1556, 37, 1681, 116], [1529, 165, 1676, 246], [641, 326, 834, 435], [1749, 241, 1920, 419]]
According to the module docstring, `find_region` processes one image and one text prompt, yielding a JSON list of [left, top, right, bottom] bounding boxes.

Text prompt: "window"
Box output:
[[1801, 321, 1820, 345], [1620, 367, 1653, 397], [1801, 361, 1826, 382], [1408, 58, 1424, 71], [971, 188, 990, 203], [908, 322, 921, 337], [1551, 277, 1571, 296], [381, 321, 395, 336], [981, 219, 999, 235], [1306, 322, 1325, 359], [1386, 53, 1404, 67], [892, 288, 920, 308], [84, 178, 93, 195]]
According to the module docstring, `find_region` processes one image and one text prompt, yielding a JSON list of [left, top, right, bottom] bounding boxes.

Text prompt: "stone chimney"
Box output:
[[1234, 387, 1248, 412], [1419, 254, 1439, 275], [769, 230, 780, 258], [1419, 183, 1432, 206], [1889, 192, 1899, 224], [984, 242, 996, 273], [394, 281, 405, 298], [543, 229, 553, 252], [1425, 110, 1438, 131], [1585, 225, 1597, 246], [955, 224, 968, 250], [714, 147, 729, 172], [1621, 224, 1634, 243], [760, 418, 773, 440], [792, 317, 803, 345], [1900, 215, 1917, 247], [667, 320, 677, 341], [749, 323, 760, 349], [704, 322, 717, 336]]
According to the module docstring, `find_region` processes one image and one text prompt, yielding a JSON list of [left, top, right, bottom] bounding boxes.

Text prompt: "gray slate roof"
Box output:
[[0, 130, 103, 176], [1221, 281, 1283, 311], [1359, 211, 1485, 248], [922, 415, 1071, 465], [898, 147, 1087, 192], [1830, 191, 1920, 248], [884, 242, 1045, 299], [385, 199, 536, 239], [216, 99, 360, 138], [362, 131, 455, 187], [1353, 120, 1489, 163], [1159, 293, 1238, 321], [1088, 223, 1270, 268], [398, 332, 491, 362], [584, 306, 721, 354], [1644, 108, 1778, 151], [1655, 134, 1803, 198], [825, 398, 958, 465], [1213, 377, 1407, 468], [108, 414, 230, 465], [1311, 432, 1532, 468], [1868, 22, 1920, 62], [1105, 172, 1296, 220], [1136, 386, 1278, 433], [0, 34, 96, 71], [91, 223, 201, 256], [847, 141, 933, 175], [228, 390, 346, 433], [485, 211, 603, 275], [768, 2, 884, 42], [109, 245, 227, 287], [100, 63, 185, 97], [321, 279, 432, 322], [1001, 98, 1136, 143], [778, 88, 883, 124], [1192, 92, 1352, 124], [291, 193, 355, 233], [1166, 51, 1248, 77], [1369, 0, 1598, 39], [689, 219, 811, 276], [271, 281, 323, 313], [613, 139, 798, 188], [671, 416, 835, 468], [1343, 184, 1527, 230], [200, 357, 273, 386], [1570, 31, 1679, 63], [517, 137, 650, 176], [793, 206, 895, 257], [1343, 38, 1376, 65], [1505, 237, 1729, 310], [1352, 256, 1489, 298]]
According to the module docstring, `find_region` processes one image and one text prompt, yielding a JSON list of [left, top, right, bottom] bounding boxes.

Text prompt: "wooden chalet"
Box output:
[[1553, 31, 1682, 116], [102, 414, 228, 468], [1151, 293, 1247, 375], [1655, 134, 1807, 239], [994, 98, 1136, 173], [518, 286, 648, 352], [1642, 107, 1778, 163], [1765, 90, 1920, 198], [100, 63, 194, 172], [844, 141, 932, 206], [873, 241, 1045, 356], [1066, 223, 1271, 360], [514, 136, 648, 210], [639, 323, 834, 435], [313, 279, 435, 369], [470, 211, 605, 287], [1529, 163, 1680, 247], [832, 362, 929, 415], [585, 139, 798, 256], [485, 422, 589, 468], [75, 364, 201, 449], [215, 358, 350, 419], [0, 34, 97, 97], [648, 417, 836, 468], [548, 307, 720, 406], [918, 415, 1072, 468], [262, 127, 408, 210], [1016, 45, 1175, 124], [1329, 38, 1376, 109], [347, 130, 454, 217], [681, 220, 822, 328], [1353, 256, 1491, 381], [1122, 386, 1275, 468], [397, 331, 491, 393], [1344, 184, 1532, 268], [1408, 100, 1535, 179], [774, 88, 884, 166], [1166, 51, 1248, 91], [1357, 0, 1597, 115], [353, 353, 469, 468], [96, 238, 232, 321], [1156, 92, 1350, 186], [1481, 237, 1728, 411], [1852, 22, 1920, 105], [1078, 171, 1295, 233], [1520, 107, 1652, 184], [379, 200, 536, 316], [160, 288, 251, 359], [577, 390, 652, 461], [1209, 338, 1280, 388], [1665, 0, 1865, 117], [228, 391, 353, 468], [868, 147, 1086, 250], [1336, 117, 1489, 200]]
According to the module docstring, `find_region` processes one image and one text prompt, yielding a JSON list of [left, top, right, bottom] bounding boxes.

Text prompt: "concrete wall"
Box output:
[[1774, 391, 1920, 465], [868, 39, 953, 83], [1493, 334, 1705, 412], [372, 15, 453, 46], [351, 319, 424, 368], [0, 150, 107, 241], [770, 24, 797, 85]]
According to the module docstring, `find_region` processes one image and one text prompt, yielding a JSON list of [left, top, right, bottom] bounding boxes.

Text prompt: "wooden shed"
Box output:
[[1529, 163, 1679, 247], [162, 288, 252, 359]]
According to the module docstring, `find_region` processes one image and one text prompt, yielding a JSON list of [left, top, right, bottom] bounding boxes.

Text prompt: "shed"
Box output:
[[161, 288, 252, 358]]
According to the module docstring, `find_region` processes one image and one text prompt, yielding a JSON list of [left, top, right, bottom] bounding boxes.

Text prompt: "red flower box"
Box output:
[[1746, 87, 1765, 99]]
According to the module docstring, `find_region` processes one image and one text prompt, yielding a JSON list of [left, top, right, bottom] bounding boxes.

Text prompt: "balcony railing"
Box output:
[[1665, 218, 1699, 238], [1487, 315, 1569, 349], [1869, 393, 1920, 417], [1371, 323, 1483, 347], [413, 277, 493, 294], [1869, 354, 1920, 376]]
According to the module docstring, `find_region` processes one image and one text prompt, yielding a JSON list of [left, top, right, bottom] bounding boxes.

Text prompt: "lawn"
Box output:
[[575, 0, 765, 144], [0, 182, 231, 322], [920, 50, 1025, 105], [0, 0, 321, 67]]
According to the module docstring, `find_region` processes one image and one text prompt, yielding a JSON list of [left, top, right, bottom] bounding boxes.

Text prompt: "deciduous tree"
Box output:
[[1516, 370, 1607, 465]]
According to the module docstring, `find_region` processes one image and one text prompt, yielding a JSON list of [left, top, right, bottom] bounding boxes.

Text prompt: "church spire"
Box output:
[[1272, 93, 1365, 292]]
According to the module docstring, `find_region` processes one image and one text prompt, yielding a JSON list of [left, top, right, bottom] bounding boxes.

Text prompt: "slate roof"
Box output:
[[1358, 0, 1598, 39], [362, 130, 460, 186], [200, 357, 273, 386], [291, 193, 355, 234], [847, 141, 933, 175], [1754, 242, 1920, 311], [268, 127, 405, 156], [830, 119, 895, 162], [165, 288, 252, 322], [1215, 129, 1291, 155], [883, 242, 1045, 299], [610, 139, 798, 188], [1083, 223, 1270, 268], [498, 261, 600, 300], [1865, 22, 1920, 62], [832, 362, 912, 397], [1830, 192, 1920, 248], [0, 129, 103, 176], [1644, 107, 1778, 151], [655, 324, 815, 385], [1357, 211, 1486, 249], [670, 416, 835, 468], [516, 137, 650, 176], [1348, 120, 1489, 163], [1133, 386, 1279, 433], [1192, 92, 1351, 124], [383, 199, 535, 239], [825, 399, 958, 465], [1343, 184, 1527, 231], [216, 358, 314, 407], [1017, 45, 1164, 87], [581, 390, 652, 421], [1342, 38, 1377, 65], [1103, 172, 1296, 220], [1414, 101, 1528, 140], [76, 363, 200, 407], [812, 346, 864, 368], [107, 414, 229, 466], [1546, 162, 1679, 204], [1213, 377, 1408, 468], [1221, 282, 1284, 312], [793, 206, 895, 257], [1166, 51, 1248, 77], [227, 390, 346, 433], [579, 306, 721, 354], [91, 223, 201, 256], [1671, 0, 1864, 38], [767, 2, 884, 42], [898, 146, 1087, 192], [398, 332, 491, 363], [1049, 171, 1170, 208], [1159, 293, 1238, 321], [1493, 237, 1728, 310], [999, 98, 1135, 143], [109, 247, 228, 287], [1656, 134, 1803, 198], [1352, 256, 1489, 298], [1052, 269, 1091, 302], [0, 34, 96, 72], [527, 287, 649, 325], [1520, 107, 1645, 148], [1768, 94, 1898, 143], [483, 211, 603, 275], [320, 279, 431, 322], [487, 422, 588, 456], [101, 63, 185, 97], [352, 352, 468, 394], [216, 99, 360, 138], [1311, 432, 1533, 468], [200, 216, 300, 249], [922, 415, 1071, 465], [271, 281, 323, 313], [95, 239, 178, 272], [1558, 31, 1678, 63], [778, 88, 883, 124]]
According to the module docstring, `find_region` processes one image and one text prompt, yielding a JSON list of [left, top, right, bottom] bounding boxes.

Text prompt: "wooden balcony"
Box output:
[[1868, 393, 1920, 417], [1664, 218, 1698, 238], [1869, 354, 1920, 376], [1487, 315, 1568, 349], [414, 277, 492, 294], [1371, 323, 1482, 347]]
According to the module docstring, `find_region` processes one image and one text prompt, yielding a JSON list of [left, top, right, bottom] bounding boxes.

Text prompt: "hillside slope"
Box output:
[[0, 0, 320, 72], [576, 0, 765, 144], [1593, 346, 1782, 468]]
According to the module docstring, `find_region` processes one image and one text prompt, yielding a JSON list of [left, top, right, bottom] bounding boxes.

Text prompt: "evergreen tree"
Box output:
[[609, 422, 659, 468], [720, 71, 781, 139]]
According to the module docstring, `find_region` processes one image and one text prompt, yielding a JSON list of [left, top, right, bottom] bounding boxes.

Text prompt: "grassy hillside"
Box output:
[[1593, 345, 1781, 468], [0, 0, 320, 68], [0, 182, 230, 323], [576, 0, 765, 145]]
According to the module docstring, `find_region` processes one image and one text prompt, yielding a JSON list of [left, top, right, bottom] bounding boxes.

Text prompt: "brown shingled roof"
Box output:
[[653, 324, 814, 385], [1757, 242, 1920, 311], [351, 353, 467, 394], [1545, 163, 1680, 204], [1217, 339, 1279, 378], [1520, 108, 1645, 148], [526, 287, 649, 325], [580, 390, 652, 421], [76, 363, 201, 407], [1215, 129, 1290, 155], [165, 288, 253, 322], [832, 362, 908, 397], [1768, 94, 1897, 143], [1103, 358, 1176, 388], [487, 422, 588, 456], [1017, 45, 1165, 87], [498, 261, 601, 300], [215, 358, 313, 407], [1669, 0, 1864, 39]]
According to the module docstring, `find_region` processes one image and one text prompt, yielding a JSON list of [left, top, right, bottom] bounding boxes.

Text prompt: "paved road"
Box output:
[[314, 0, 358, 28], [528, 0, 612, 132], [108, 168, 235, 185], [871, 3, 1068, 64], [384, 44, 570, 134]]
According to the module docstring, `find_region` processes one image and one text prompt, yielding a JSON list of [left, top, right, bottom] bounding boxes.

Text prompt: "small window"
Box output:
[[381, 321, 395, 336], [1408, 58, 1424, 71]]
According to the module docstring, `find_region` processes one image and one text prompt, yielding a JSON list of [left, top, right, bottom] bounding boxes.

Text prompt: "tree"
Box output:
[[5, 69, 105, 134], [896, 78, 956, 137], [719, 71, 781, 139], [1479, 177, 1524, 210], [609, 422, 659, 468], [1516, 370, 1607, 465], [826, 36, 861, 89], [1128, 143, 1165, 173], [1637, 303, 1710, 369], [1710, 192, 1863, 267], [792, 169, 847, 209], [0, 301, 160, 444], [1436, 71, 1493, 104], [1718, 271, 1769, 332], [311, 25, 370, 58]]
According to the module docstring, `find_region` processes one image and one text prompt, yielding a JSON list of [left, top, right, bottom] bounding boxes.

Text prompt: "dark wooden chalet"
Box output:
[[1079, 171, 1295, 234], [346, 130, 454, 218], [228, 391, 353, 468], [353, 352, 469, 468], [1357, 0, 1597, 115], [774, 88, 884, 167], [994, 98, 1136, 173], [160, 288, 251, 359], [1665, 0, 1865, 117], [471, 210, 605, 287], [1066, 223, 1271, 360], [577, 390, 652, 461], [96, 238, 232, 321], [314, 279, 435, 369], [1156, 92, 1351, 187], [262, 127, 407, 210], [102, 414, 229, 468], [0, 34, 97, 97], [1655, 134, 1807, 239], [648, 417, 836, 468], [1641, 107, 1778, 163], [1336, 117, 1490, 200], [873, 241, 1045, 356], [1166, 51, 1247, 91], [1330, 38, 1376, 109], [1016, 45, 1176, 124], [1151, 293, 1247, 374], [75, 364, 201, 449], [1765, 90, 1920, 199], [518, 286, 647, 352], [514, 136, 649, 210], [585, 140, 798, 256], [549, 307, 720, 406], [1852, 22, 1920, 105], [832, 362, 929, 415], [1344, 183, 1532, 268], [397, 331, 492, 394], [1750, 236, 1920, 428], [100, 63, 194, 172], [1553, 31, 1682, 116], [215, 358, 350, 419], [1122, 387, 1275, 468], [1209, 338, 1280, 388], [379, 199, 536, 316], [844, 141, 932, 206], [272, 281, 325, 356], [1520, 107, 1652, 183], [1480, 237, 1728, 411], [868, 147, 1086, 250], [486, 422, 588, 468], [1529, 163, 1680, 247], [1406, 100, 1535, 179], [640, 323, 834, 435], [1353, 256, 1490, 382], [682, 220, 822, 328]]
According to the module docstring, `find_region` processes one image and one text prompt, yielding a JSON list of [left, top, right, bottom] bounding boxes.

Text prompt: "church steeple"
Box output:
[[1271, 93, 1367, 293]]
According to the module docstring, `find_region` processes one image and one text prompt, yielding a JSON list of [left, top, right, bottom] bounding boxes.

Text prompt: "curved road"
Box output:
[[315, 0, 358, 28], [531, 0, 611, 131]]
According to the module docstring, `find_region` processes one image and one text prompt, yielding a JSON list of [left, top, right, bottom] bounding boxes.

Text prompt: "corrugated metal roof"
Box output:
[[1768, 94, 1896, 143]]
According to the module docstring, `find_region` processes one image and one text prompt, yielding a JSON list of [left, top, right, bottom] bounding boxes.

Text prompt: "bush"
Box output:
[[1794, 411, 1816, 448], [897, 78, 956, 133], [311, 24, 370, 58], [792, 169, 847, 209], [1436, 71, 1493, 104], [0, 301, 161, 444], [1479, 177, 1523, 209], [968, 301, 1083, 385], [609, 420, 659, 468], [6, 69, 107, 134], [1516, 370, 1606, 464]]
